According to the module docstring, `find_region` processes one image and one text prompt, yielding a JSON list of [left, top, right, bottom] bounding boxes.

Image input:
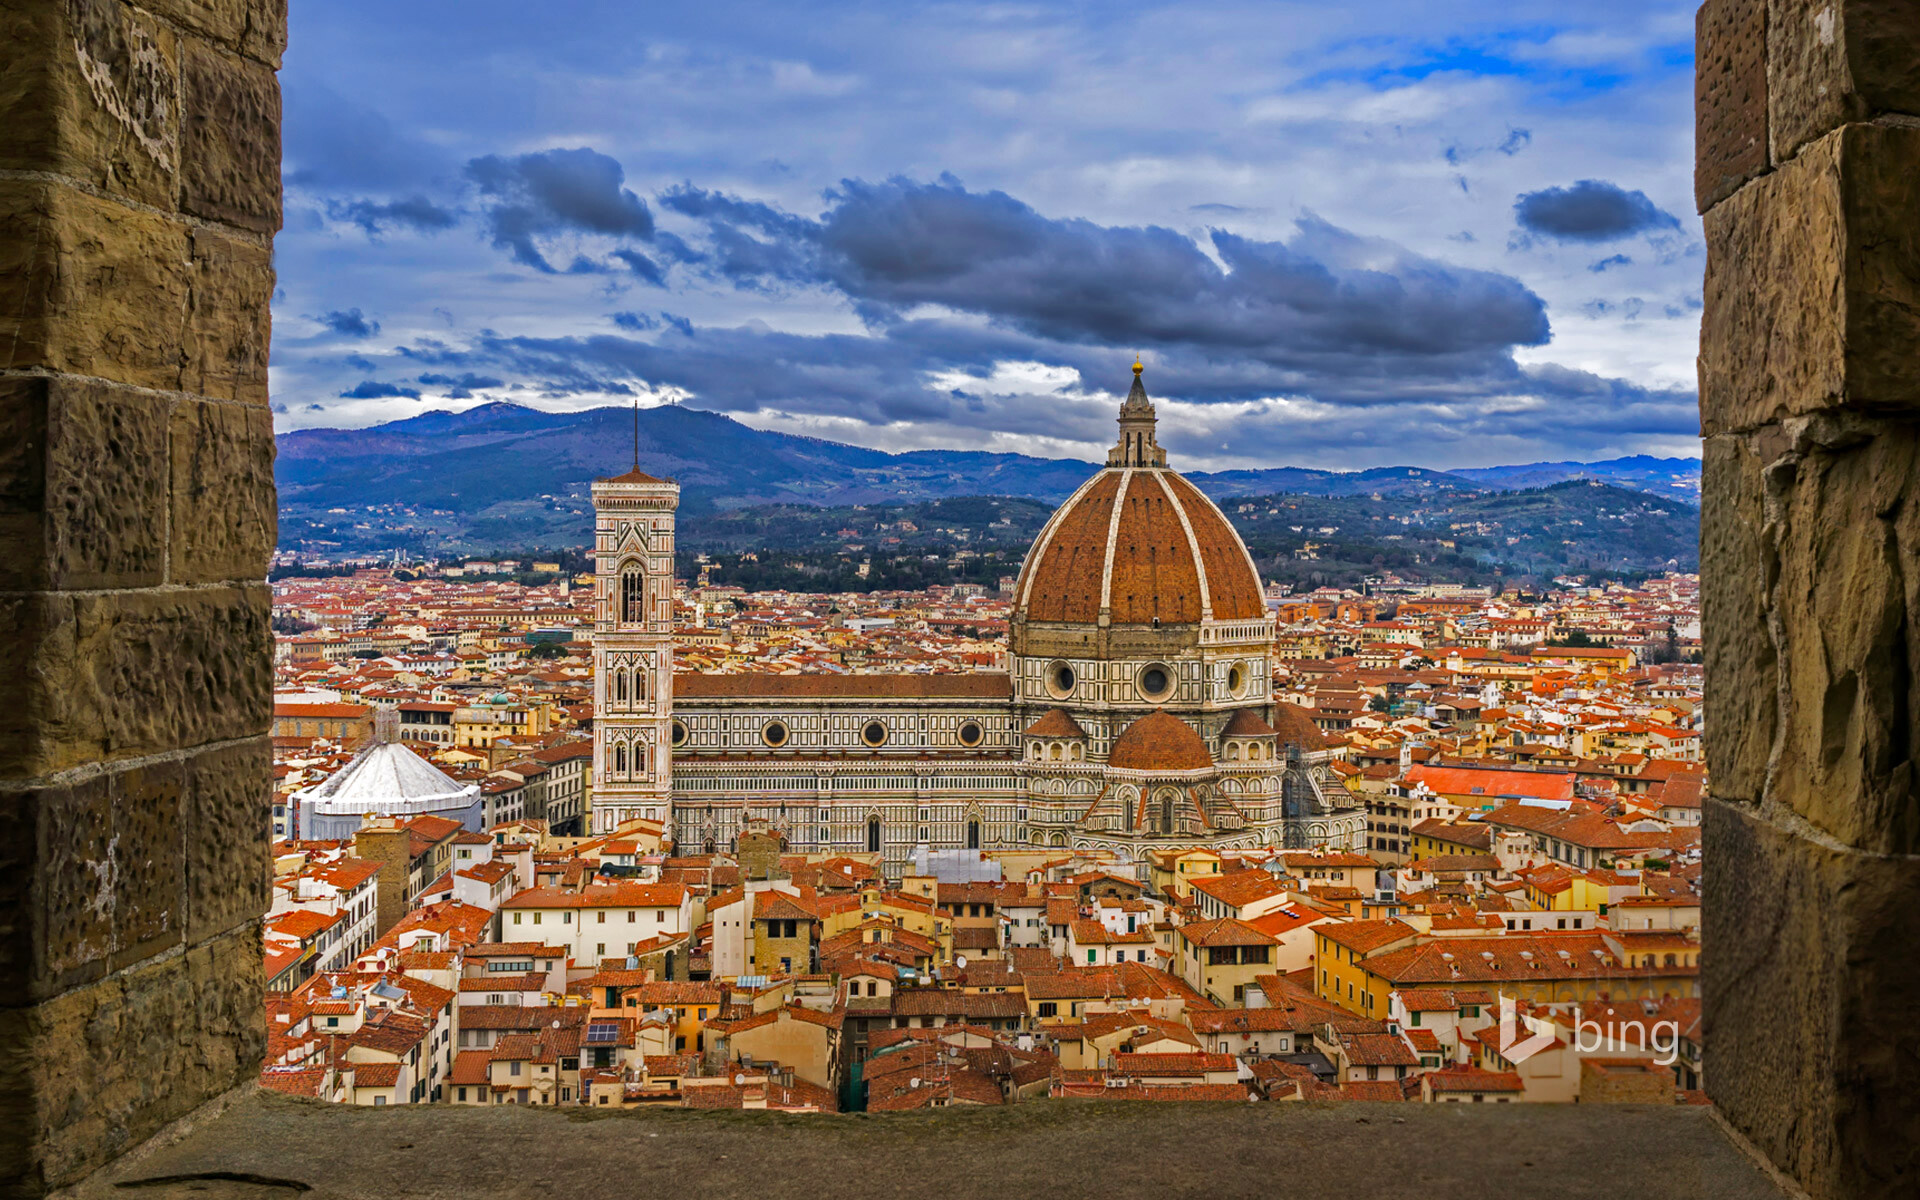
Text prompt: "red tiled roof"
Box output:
[[673, 674, 1011, 700], [1109, 710, 1213, 772]]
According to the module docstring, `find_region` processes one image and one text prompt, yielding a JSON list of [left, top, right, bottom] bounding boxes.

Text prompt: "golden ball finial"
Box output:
[[1132, 358, 1143, 375]]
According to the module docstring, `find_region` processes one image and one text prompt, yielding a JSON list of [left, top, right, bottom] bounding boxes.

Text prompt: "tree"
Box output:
[[1548, 629, 1595, 648]]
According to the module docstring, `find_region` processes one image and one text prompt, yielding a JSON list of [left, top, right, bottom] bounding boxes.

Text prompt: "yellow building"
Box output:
[[752, 890, 818, 976], [1148, 848, 1223, 899], [1176, 918, 1279, 1005], [1316, 925, 1699, 1019], [454, 697, 554, 751]]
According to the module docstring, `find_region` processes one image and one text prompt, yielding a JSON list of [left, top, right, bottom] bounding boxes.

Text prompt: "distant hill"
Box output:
[[273, 401, 1701, 556], [1448, 455, 1700, 500]]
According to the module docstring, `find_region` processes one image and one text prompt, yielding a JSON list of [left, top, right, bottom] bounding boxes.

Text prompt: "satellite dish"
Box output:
[[954, 955, 968, 970], [734, 1073, 746, 1085], [909, 1077, 921, 1089]]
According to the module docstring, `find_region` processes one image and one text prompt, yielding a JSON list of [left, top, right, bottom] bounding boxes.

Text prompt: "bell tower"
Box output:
[[591, 464, 679, 834]]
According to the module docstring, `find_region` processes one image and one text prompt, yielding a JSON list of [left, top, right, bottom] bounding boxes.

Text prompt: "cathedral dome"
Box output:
[[1108, 710, 1214, 772], [1013, 367, 1264, 628]]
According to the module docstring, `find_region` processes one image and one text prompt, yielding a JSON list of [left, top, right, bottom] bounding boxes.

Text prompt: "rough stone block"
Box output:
[[180, 39, 282, 234], [1696, 0, 1769, 212], [1751, 423, 1920, 855], [0, 0, 182, 209], [1769, 0, 1920, 163], [0, 376, 171, 592], [171, 398, 276, 583], [182, 228, 275, 404], [1705, 797, 1920, 1200], [142, 0, 288, 68], [0, 586, 272, 779], [185, 737, 272, 944], [1, 926, 264, 1193], [1699, 434, 1776, 803], [1700, 122, 1920, 434], [0, 760, 187, 1002], [0, 179, 191, 392]]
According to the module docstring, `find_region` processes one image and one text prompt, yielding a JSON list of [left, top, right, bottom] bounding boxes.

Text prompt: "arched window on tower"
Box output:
[[620, 567, 644, 623], [1160, 791, 1176, 834], [614, 743, 627, 776], [613, 669, 628, 704], [867, 817, 882, 853], [967, 820, 981, 850]]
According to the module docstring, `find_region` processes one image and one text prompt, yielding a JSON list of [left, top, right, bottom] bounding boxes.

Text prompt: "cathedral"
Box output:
[[591, 365, 1365, 874]]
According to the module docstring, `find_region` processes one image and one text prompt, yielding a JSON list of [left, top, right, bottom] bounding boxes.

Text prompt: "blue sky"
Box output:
[[273, 0, 1703, 470]]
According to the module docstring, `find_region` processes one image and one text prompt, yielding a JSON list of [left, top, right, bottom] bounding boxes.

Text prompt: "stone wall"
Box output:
[[1696, 2, 1920, 1197], [0, 1, 283, 1193]]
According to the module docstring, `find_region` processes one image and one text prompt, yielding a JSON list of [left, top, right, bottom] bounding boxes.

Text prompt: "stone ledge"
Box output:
[[67, 1091, 1787, 1200]]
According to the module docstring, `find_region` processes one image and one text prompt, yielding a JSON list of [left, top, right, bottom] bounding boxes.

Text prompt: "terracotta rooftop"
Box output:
[[1024, 707, 1089, 738], [1109, 710, 1213, 773], [1015, 468, 1264, 625]]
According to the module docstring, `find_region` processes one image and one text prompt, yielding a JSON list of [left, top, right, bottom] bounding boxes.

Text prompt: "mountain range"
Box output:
[[276, 401, 1702, 526]]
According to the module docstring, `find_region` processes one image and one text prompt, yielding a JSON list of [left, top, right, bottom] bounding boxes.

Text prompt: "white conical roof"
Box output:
[[297, 738, 478, 815]]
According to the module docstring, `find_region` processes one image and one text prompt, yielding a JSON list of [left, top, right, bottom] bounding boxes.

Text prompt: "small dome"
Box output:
[[1272, 702, 1329, 750], [1109, 710, 1214, 772], [1023, 708, 1088, 738], [1221, 708, 1277, 738]]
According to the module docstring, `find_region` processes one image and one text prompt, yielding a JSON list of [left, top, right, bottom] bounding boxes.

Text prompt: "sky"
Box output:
[[273, 0, 1704, 471]]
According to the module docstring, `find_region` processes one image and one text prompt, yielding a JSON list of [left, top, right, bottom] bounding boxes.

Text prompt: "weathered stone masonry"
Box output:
[[1696, 2, 1920, 1197], [0, 1, 283, 1194]]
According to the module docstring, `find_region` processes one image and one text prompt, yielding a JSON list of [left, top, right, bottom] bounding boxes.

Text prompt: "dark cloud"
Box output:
[[341, 380, 422, 399], [1497, 128, 1531, 155], [665, 177, 1548, 374], [1513, 179, 1680, 243], [328, 195, 458, 235], [1188, 202, 1249, 214], [611, 311, 659, 331], [466, 148, 660, 273], [417, 372, 504, 390], [317, 308, 379, 338], [1589, 254, 1632, 272]]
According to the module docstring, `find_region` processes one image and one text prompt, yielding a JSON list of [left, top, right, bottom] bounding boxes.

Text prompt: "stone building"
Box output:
[[592, 366, 1366, 871]]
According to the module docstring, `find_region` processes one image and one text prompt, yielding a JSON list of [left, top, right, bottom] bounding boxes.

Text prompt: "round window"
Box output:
[[670, 719, 688, 748], [957, 720, 984, 748], [1227, 663, 1247, 697], [1139, 664, 1172, 700], [762, 721, 789, 748], [862, 721, 888, 747], [1049, 662, 1077, 697]]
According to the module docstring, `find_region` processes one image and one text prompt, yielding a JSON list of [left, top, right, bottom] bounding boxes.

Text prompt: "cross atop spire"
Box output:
[[1108, 361, 1166, 467]]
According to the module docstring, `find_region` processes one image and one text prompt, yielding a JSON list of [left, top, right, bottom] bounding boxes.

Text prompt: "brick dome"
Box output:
[[1108, 710, 1214, 773], [1013, 370, 1265, 628]]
